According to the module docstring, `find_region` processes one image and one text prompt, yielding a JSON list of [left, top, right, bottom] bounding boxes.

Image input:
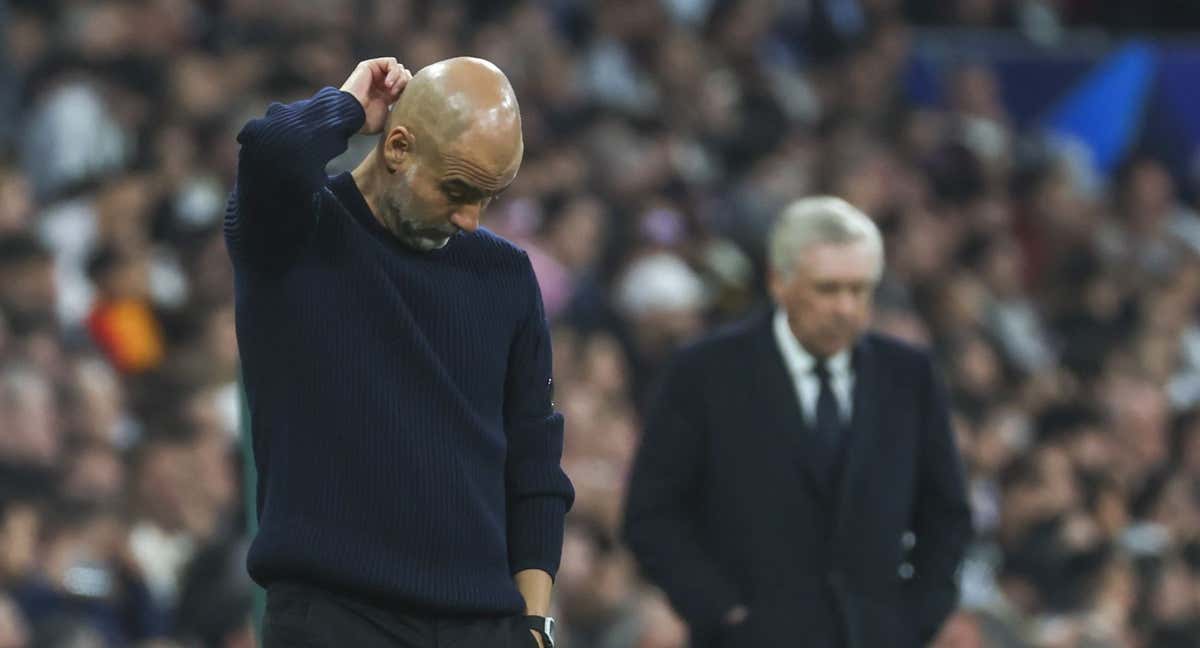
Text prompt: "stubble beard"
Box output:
[[382, 182, 455, 252]]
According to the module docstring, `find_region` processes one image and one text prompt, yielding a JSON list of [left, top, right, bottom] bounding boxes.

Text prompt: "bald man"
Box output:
[[225, 58, 572, 648]]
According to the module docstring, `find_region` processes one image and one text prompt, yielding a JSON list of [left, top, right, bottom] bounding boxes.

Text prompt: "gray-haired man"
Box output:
[[623, 197, 972, 647]]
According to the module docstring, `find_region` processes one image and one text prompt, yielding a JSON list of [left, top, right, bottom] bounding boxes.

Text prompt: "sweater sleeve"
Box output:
[[224, 87, 365, 263], [504, 255, 575, 579]]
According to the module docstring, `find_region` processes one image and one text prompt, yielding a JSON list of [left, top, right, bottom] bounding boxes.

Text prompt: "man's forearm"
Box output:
[[228, 87, 364, 257], [513, 568, 552, 615], [236, 88, 364, 195]]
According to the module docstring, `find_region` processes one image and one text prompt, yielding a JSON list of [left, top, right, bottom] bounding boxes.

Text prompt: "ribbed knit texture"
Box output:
[[224, 87, 574, 615]]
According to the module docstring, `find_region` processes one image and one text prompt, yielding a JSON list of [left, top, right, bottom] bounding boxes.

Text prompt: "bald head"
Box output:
[[386, 57, 523, 186]]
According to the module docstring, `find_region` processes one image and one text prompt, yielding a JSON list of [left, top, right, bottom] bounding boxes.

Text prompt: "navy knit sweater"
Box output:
[[224, 87, 574, 615]]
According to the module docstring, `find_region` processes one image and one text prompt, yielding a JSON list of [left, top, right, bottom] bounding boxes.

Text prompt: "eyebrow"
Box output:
[[442, 154, 512, 193], [441, 179, 485, 200], [440, 177, 513, 200]]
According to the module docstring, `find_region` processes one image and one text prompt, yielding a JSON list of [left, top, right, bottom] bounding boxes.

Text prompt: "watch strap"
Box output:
[[525, 615, 555, 648]]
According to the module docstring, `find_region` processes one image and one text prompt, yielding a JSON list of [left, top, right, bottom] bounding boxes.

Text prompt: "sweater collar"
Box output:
[[329, 171, 457, 256]]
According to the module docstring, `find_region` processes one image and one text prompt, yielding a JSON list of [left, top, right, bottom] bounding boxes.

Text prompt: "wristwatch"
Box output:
[[525, 615, 556, 648]]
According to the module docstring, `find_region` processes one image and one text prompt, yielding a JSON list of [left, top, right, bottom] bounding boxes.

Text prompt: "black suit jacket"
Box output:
[[623, 313, 972, 648]]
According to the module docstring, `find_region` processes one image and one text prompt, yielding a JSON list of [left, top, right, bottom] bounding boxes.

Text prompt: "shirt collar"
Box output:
[[772, 309, 852, 378]]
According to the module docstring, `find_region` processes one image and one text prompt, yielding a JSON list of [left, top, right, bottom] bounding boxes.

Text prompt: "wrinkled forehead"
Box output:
[[437, 127, 523, 190]]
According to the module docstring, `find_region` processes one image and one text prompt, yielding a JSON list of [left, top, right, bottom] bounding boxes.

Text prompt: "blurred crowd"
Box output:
[[4, 1, 1200, 647]]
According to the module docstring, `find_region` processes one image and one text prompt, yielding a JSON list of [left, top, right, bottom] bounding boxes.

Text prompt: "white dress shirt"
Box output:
[[772, 309, 855, 428]]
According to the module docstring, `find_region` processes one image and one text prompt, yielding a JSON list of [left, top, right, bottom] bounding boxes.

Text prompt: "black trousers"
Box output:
[[262, 582, 539, 648]]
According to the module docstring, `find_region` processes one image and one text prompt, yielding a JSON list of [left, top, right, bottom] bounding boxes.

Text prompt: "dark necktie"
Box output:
[[813, 359, 840, 448]]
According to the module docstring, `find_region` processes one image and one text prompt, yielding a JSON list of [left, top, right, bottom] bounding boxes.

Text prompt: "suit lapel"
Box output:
[[833, 336, 887, 537], [750, 313, 832, 500]]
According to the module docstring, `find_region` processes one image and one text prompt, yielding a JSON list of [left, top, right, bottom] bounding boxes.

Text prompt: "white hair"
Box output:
[[768, 196, 884, 280]]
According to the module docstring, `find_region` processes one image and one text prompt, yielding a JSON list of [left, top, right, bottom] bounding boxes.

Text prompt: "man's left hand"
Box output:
[[529, 629, 544, 648]]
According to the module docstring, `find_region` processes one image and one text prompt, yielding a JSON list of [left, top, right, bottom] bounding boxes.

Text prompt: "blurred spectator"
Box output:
[[58, 439, 124, 506], [0, 234, 56, 338], [12, 498, 166, 646], [85, 245, 166, 375], [127, 434, 209, 613], [613, 252, 709, 408], [172, 538, 255, 648], [0, 362, 61, 468]]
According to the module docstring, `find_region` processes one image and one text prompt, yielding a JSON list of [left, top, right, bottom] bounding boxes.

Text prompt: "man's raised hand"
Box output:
[[340, 58, 412, 135]]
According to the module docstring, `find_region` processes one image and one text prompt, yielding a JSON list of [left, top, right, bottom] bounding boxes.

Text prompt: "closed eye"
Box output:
[[441, 180, 485, 204]]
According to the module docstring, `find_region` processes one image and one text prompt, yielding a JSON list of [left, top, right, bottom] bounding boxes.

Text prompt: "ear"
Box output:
[[382, 126, 415, 173]]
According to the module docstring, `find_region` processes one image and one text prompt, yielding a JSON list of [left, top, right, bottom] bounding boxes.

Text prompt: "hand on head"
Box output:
[[340, 58, 413, 135]]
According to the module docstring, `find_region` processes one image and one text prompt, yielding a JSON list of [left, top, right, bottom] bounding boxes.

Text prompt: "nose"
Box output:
[[450, 204, 481, 233], [834, 290, 861, 319]]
